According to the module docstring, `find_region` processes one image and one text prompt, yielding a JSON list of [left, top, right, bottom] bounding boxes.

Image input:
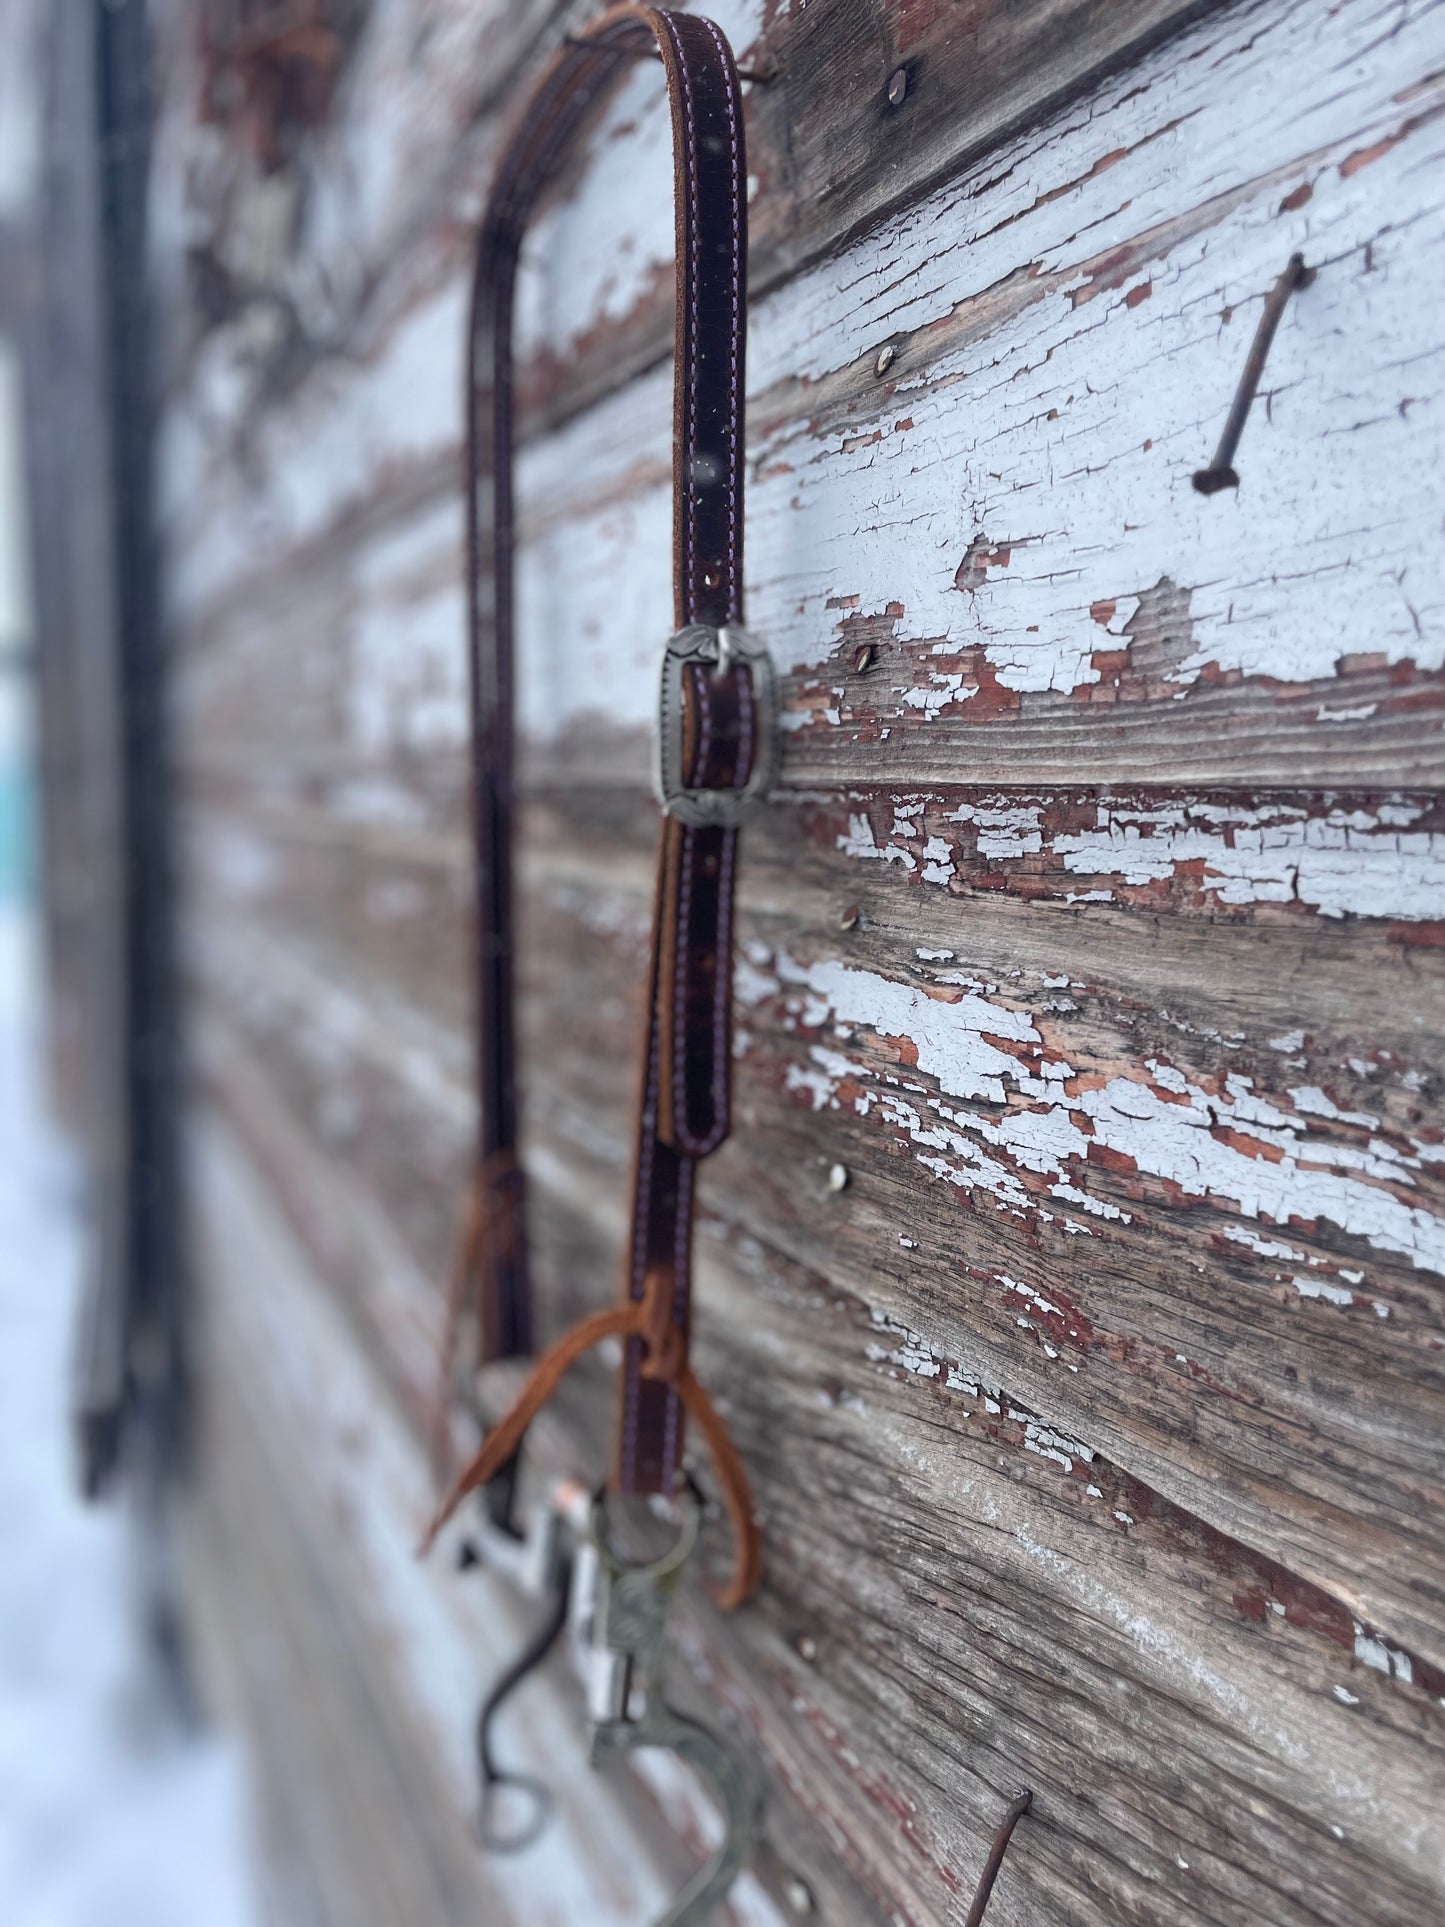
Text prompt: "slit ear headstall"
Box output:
[[423, 10, 772, 1919]]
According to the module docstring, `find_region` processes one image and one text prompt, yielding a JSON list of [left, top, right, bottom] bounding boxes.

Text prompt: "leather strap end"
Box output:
[[418, 1303, 638, 1556], [419, 1296, 759, 1613], [675, 1364, 761, 1611]]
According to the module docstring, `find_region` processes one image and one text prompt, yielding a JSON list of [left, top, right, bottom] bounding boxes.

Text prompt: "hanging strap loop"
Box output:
[[426, 7, 766, 1609]]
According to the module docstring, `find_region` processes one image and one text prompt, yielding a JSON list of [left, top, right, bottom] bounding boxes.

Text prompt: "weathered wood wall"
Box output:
[[157, 0, 1445, 1921]]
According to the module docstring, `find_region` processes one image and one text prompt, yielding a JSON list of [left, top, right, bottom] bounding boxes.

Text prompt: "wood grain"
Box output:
[[173, 0, 1445, 790], [153, 0, 1445, 1918], [197, 1004, 1445, 1926], [182, 779, 1445, 1673]]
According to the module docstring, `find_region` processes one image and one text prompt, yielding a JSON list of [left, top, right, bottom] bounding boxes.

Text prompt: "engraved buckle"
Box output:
[[653, 623, 779, 827]]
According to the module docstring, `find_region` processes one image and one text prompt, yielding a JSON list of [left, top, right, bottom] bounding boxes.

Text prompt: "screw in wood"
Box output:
[[886, 66, 909, 106], [838, 903, 861, 931], [964, 1788, 1033, 1927], [852, 641, 877, 672], [1192, 253, 1313, 495], [874, 343, 897, 377]]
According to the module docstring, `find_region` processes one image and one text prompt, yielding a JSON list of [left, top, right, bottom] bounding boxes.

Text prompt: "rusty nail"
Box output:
[[874, 343, 896, 377], [1193, 253, 1312, 495], [826, 1162, 850, 1194], [794, 1632, 818, 1662], [838, 903, 860, 931], [964, 1788, 1033, 1927], [886, 66, 909, 106], [853, 641, 877, 672], [783, 1875, 815, 1914]]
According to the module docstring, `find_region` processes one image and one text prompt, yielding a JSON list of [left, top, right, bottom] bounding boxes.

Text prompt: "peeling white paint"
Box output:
[[1223, 1226, 1307, 1262], [1354, 1622, 1415, 1685], [826, 794, 1445, 925], [1053, 802, 1445, 922], [172, 0, 1445, 770], [763, 946, 1445, 1276], [1294, 1275, 1355, 1308], [745, 5, 1445, 703], [837, 813, 917, 872], [947, 801, 1045, 860]]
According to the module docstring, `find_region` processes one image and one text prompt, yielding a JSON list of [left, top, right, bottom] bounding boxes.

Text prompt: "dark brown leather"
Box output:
[[430, 7, 760, 1601]]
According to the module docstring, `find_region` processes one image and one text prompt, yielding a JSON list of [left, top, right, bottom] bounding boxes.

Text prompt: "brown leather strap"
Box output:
[[430, 7, 761, 1604]]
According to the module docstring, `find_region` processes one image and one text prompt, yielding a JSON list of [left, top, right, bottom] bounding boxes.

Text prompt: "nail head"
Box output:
[[1191, 465, 1239, 496], [887, 67, 908, 107]]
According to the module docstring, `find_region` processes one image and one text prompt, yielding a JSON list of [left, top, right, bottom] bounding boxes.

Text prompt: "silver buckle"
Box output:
[[654, 623, 778, 827]]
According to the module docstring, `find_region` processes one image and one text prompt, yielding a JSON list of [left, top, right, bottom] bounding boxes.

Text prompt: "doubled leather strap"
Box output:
[[427, 7, 762, 1606]]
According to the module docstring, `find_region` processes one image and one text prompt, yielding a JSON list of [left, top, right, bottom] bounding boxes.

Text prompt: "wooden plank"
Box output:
[[173, 0, 1445, 788], [179, 783, 1445, 1677], [194, 1002, 1445, 1927], [153, 0, 1224, 569], [156, 0, 1445, 1917]]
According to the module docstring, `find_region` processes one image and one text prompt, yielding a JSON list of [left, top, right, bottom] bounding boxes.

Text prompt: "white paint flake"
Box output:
[[837, 813, 917, 872], [1293, 1276, 1355, 1308], [767, 946, 1445, 1276], [1053, 802, 1445, 922]]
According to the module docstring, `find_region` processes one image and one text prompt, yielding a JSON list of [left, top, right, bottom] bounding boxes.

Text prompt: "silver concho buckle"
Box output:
[[654, 623, 778, 828]]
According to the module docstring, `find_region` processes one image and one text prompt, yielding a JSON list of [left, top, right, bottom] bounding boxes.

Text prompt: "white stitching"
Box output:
[[706, 826, 736, 1151], [619, 1017, 661, 1490], [662, 15, 702, 618], [662, 1166, 692, 1484], [701, 16, 744, 621]]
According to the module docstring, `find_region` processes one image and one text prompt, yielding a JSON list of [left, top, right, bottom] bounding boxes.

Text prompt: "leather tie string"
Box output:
[[424, 6, 761, 1611]]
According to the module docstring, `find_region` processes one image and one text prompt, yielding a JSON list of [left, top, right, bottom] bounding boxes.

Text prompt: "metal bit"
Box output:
[[584, 1490, 760, 1926]]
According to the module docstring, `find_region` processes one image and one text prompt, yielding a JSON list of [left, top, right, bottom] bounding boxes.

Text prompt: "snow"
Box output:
[[0, 908, 260, 1927]]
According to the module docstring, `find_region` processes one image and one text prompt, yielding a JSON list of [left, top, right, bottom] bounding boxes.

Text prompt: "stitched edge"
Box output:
[[660, 13, 701, 619], [701, 14, 744, 622], [671, 662, 712, 1143], [662, 1162, 692, 1483]]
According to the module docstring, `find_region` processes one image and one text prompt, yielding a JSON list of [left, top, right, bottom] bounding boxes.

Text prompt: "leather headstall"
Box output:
[[423, 6, 770, 1615]]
